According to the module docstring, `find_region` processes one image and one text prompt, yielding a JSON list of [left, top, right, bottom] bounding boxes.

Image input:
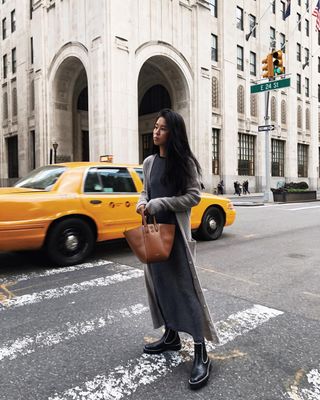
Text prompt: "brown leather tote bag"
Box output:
[[124, 214, 175, 264]]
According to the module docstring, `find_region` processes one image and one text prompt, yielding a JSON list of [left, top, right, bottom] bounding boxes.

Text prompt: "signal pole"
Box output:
[[263, 89, 273, 202]]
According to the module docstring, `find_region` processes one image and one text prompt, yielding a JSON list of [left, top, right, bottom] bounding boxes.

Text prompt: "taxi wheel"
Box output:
[[197, 207, 224, 241], [46, 218, 95, 266]]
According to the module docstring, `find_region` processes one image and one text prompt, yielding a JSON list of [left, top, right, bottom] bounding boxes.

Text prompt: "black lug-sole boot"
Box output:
[[143, 328, 181, 354], [189, 341, 211, 390]]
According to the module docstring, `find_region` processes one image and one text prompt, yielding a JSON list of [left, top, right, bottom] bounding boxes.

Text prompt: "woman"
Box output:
[[136, 109, 220, 390]]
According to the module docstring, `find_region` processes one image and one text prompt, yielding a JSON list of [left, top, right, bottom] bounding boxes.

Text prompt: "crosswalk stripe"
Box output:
[[286, 368, 320, 400], [0, 259, 113, 286], [0, 264, 144, 311], [0, 303, 148, 362], [48, 304, 284, 400]]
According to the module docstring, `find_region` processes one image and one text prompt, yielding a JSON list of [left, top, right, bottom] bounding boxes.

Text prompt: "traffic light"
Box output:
[[272, 50, 285, 76], [262, 54, 273, 78]]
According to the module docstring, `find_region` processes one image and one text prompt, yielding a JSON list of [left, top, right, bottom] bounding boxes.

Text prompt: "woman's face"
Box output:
[[153, 117, 169, 146]]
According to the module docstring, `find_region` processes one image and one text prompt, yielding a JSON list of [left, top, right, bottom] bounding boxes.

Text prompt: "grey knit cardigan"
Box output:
[[136, 154, 220, 342]]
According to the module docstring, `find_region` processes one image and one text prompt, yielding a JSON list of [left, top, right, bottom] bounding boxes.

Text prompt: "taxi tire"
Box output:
[[46, 218, 95, 266], [197, 207, 224, 241]]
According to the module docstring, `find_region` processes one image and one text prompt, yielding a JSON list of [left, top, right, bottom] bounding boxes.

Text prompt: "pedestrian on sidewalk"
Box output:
[[136, 109, 219, 390], [243, 180, 250, 195], [234, 181, 241, 196], [217, 179, 224, 195]]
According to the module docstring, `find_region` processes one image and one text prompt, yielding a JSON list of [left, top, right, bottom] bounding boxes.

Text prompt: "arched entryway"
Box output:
[[138, 55, 190, 163], [51, 56, 89, 162]]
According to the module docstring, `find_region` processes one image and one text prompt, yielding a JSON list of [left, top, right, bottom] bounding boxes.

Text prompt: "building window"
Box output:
[[297, 74, 301, 94], [305, 77, 309, 97], [11, 10, 16, 33], [305, 48, 309, 66], [212, 129, 220, 175], [237, 85, 245, 114], [11, 48, 16, 74], [271, 0, 276, 14], [236, 7, 243, 30], [237, 45, 244, 71], [2, 17, 7, 40], [318, 84, 320, 102], [319, 31, 320, 45], [30, 37, 34, 64], [30, 80, 35, 111], [2, 91, 8, 120], [6, 135, 19, 178], [297, 105, 302, 129], [306, 0, 309, 11], [3, 54, 7, 79], [271, 139, 285, 177], [209, 0, 217, 17], [270, 27, 276, 48], [281, 100, 287, 125], [280, 33, 286, 52], [281, 1, 286, 20], [271, 96, 277, 122], [238, 133, 255, 176], [30, 130, 36, 170], [250, 94, 257, 117], [12, 87, 17, 116], [305, 19, 309, 37], [318, 57, 320, 73], [306, 108, 310, 131], [297, 43, 301, 61], [249, 14, 256, 38], [250, 51, 256, 76], [297, 13, 301, 31], [212, 77, 219, 109], [211, 34, 218, 62], [297, 144, 308, 177]]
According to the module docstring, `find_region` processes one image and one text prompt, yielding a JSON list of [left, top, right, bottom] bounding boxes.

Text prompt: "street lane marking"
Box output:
[[303, 291, 320, 299], [286, 368, 320, 400], [196, 266, 259, 286], [48, 304, 284, 400], [0, 303, 148, 362], [286, 205, 320, 211], [0, 264, 144, 311], [0, 259, 113, 286]]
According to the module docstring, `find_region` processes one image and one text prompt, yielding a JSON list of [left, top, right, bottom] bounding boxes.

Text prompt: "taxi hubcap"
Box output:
[[208, 218, 217, 231], [65, 234, 79, 251]]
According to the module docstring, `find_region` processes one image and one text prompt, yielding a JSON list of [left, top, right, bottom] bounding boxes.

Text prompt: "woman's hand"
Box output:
[[137, 205, 147, 216]]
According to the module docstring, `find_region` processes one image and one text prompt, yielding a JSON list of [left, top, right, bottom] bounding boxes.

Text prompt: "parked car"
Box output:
[[0, 163, 236, 265]]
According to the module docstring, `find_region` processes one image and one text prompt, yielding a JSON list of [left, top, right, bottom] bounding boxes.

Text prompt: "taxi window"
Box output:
[[84, 168, 136, 193], [134, 168, 144, 183]]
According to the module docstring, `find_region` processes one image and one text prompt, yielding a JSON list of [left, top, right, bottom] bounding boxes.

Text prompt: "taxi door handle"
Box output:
[[90, 200, 102, 204]]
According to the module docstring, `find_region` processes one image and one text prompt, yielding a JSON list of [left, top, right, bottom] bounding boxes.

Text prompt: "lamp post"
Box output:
[[52, 141, 58, 163]]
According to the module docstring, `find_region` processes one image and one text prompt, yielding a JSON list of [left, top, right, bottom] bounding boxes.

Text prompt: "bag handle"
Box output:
[[141, 213, 159, 232]]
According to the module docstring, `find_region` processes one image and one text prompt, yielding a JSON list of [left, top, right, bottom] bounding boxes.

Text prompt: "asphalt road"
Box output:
[[0, 201, 319, 400]]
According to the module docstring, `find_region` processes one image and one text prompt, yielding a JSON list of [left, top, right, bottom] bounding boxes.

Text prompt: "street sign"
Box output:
[[258, 125, 275, 132], [251, 77, 290, 94]]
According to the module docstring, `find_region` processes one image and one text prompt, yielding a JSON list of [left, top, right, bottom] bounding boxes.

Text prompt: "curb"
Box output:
[[233, 202, 265, 207]]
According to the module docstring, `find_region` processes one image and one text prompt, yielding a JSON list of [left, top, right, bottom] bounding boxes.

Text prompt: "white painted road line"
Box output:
[[0, 303, 148, 362], [286, 368, 320, 400], [0, 259, 113, 285], [286, 205, 320, 211], [0, 265, 144, 311], [48, 304, 284, 400]]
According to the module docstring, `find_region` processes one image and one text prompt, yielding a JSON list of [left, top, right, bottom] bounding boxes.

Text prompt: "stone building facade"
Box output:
[[0, 0, 319, 193]]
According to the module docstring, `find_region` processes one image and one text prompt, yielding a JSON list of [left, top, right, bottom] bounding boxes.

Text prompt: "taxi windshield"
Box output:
[[14, 166, 66, 190]]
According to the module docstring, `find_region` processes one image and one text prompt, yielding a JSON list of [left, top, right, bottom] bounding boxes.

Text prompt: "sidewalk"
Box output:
[[220, 192, 265, 206], [216, 191, 320, 206]]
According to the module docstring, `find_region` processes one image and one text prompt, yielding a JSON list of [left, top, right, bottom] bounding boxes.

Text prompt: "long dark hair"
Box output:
[[153, 108, 202, 193]]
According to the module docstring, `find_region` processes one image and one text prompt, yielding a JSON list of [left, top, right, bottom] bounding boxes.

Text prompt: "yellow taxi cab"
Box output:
[[0, 162, 236, 265]]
